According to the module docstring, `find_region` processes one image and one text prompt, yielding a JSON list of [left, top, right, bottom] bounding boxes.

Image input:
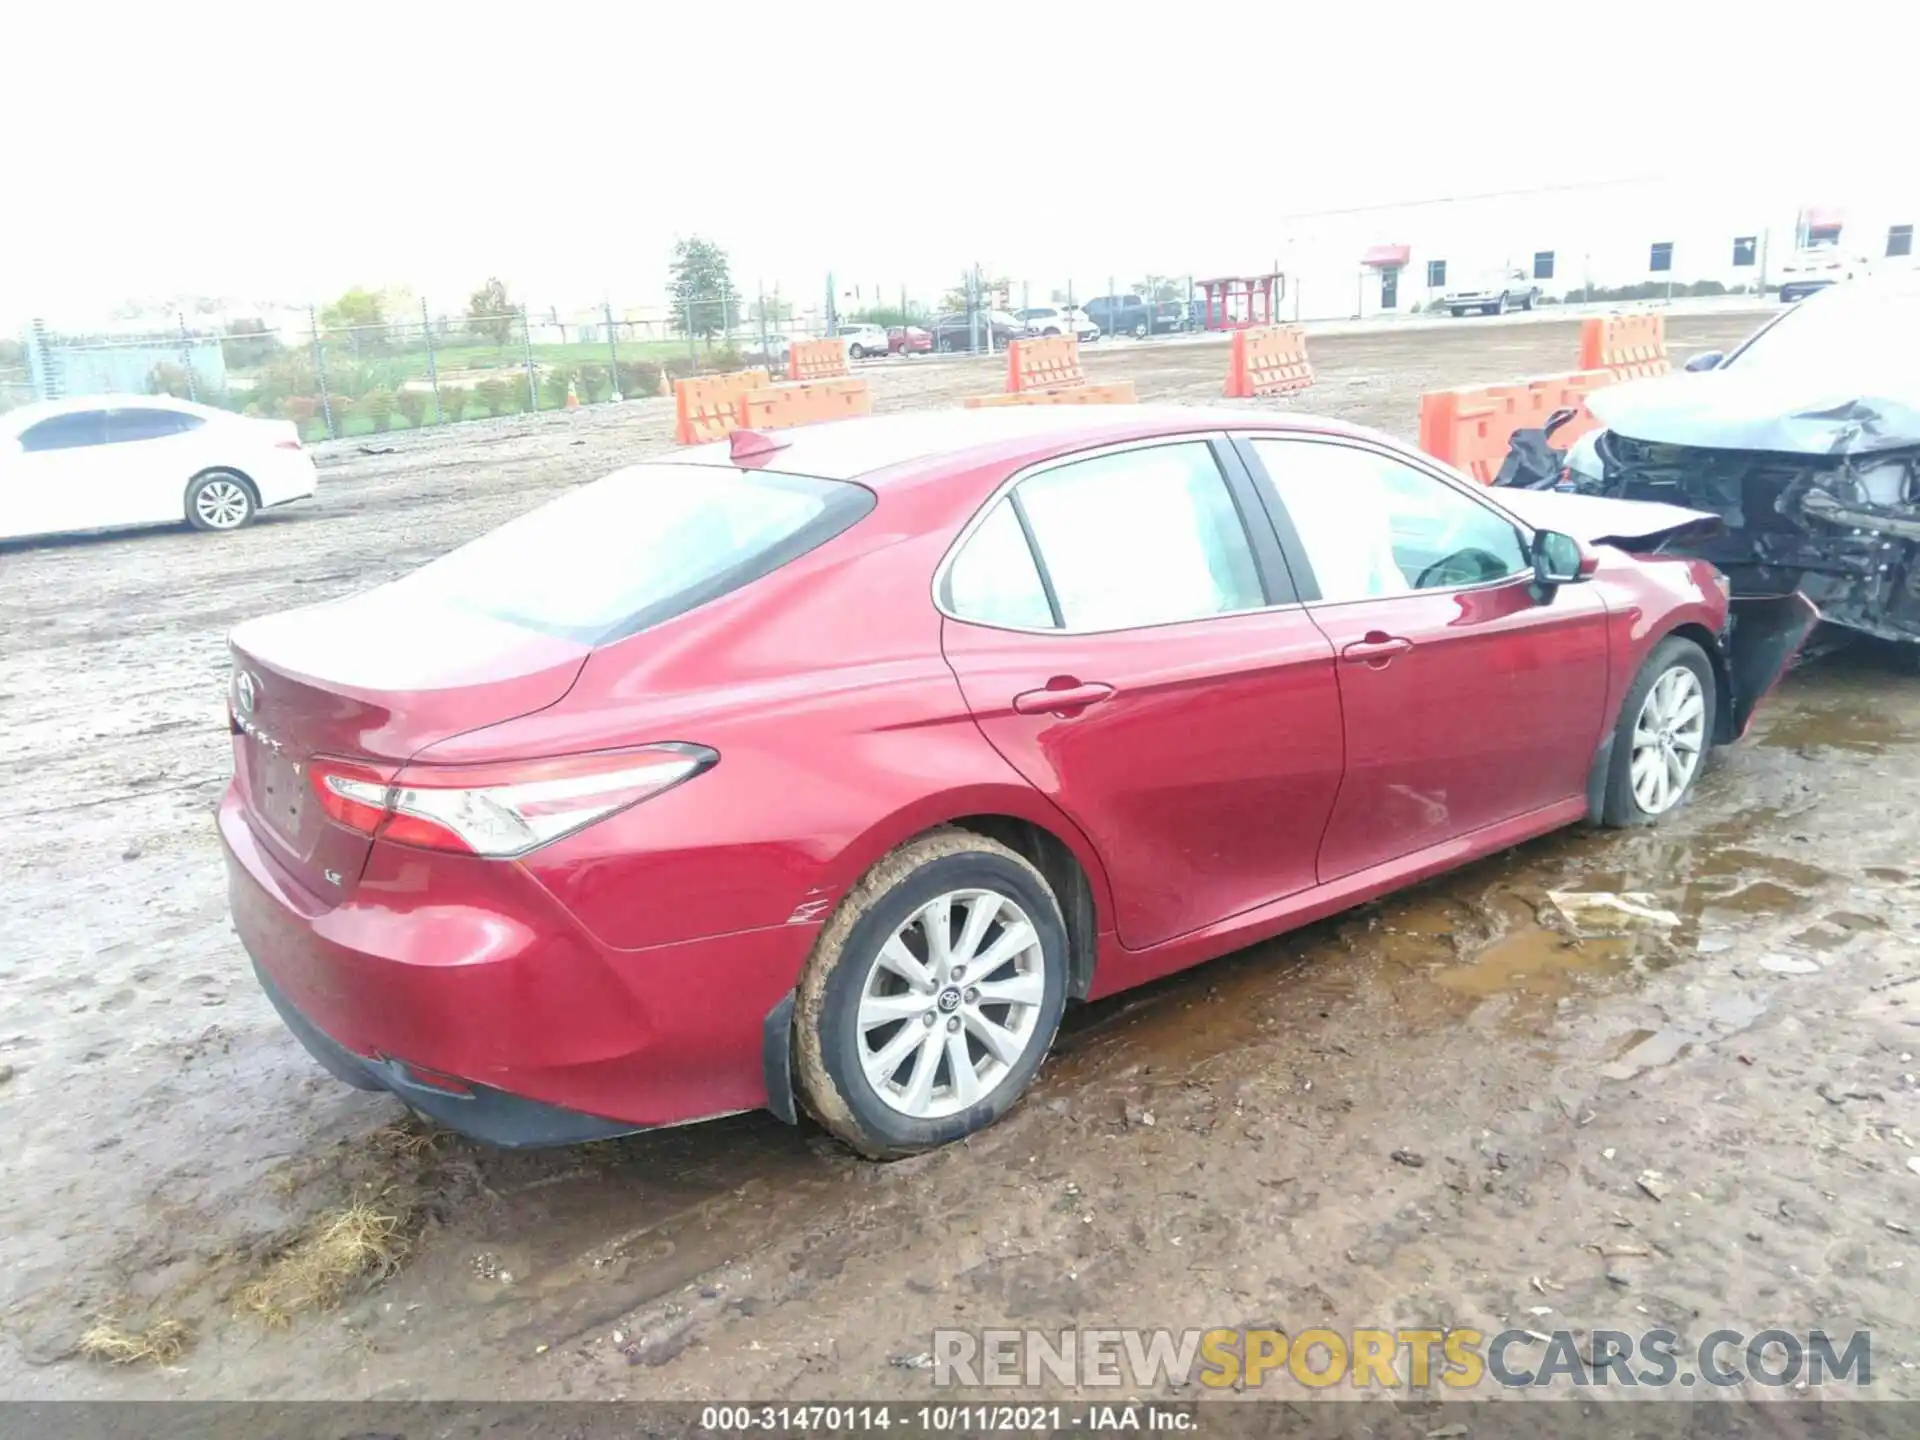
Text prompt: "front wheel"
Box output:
[[793, 830, 1069, 1159], [1601, 637, 1717, 826], [1522, 290, 1537, 311], [186, 471, 256, 532]]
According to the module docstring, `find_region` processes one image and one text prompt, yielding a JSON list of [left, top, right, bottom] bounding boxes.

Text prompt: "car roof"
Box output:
[[674, 406, 1383, 487], [0, 392, 223, 433]]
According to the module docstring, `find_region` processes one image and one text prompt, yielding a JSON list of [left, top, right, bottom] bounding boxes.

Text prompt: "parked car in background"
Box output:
[[1775, 246, 1871, 303], [838, 324, 889, 360], [888, 325, 932, 356], [1444, 268, 1540, 316], [1550, 267, 1920, 648], [223, 406, 1807, 1161], [929, 312, 1031, 352], [1, 394, 316, 541], [1016, 306, 1100, 342], [1081, 295, 1167, 339], [734, 329, 792, 369]]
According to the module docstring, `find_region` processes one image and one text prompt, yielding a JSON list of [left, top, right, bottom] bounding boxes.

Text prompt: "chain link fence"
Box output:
[[9, 288, 922, 442]]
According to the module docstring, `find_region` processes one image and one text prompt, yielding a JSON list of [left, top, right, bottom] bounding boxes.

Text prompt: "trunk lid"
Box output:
[[227, 589, 589, 899]]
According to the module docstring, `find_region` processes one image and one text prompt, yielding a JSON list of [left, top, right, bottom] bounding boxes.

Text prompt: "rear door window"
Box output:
[[101, 409, 203, 443], [402, 463, 874, 643], [1011, 441, 1265, 630]]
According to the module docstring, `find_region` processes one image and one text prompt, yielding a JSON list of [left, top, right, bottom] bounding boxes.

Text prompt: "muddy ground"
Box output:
[[6, 311, 1918, 1403]]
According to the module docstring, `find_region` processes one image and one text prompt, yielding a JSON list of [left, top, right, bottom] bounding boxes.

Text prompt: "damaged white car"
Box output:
[[1536, 270, 1920, 646]]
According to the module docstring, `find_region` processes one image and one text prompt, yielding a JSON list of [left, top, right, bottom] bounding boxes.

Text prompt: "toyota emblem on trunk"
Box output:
[[235, 670, 257, 718]]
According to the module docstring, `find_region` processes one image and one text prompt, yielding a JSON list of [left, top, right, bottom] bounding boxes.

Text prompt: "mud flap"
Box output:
[[1726, 593, 1821, 738], [762, 990, 798, 1125]]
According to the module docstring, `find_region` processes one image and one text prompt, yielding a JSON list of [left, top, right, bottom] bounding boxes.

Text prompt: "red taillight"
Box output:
[[310, 759, 393, 835], [308, 745, 715, 858], [275, 438, 304, 451]]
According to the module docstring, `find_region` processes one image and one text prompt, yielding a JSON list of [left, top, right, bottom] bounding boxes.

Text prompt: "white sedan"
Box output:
[[0, 395, 317, 542]]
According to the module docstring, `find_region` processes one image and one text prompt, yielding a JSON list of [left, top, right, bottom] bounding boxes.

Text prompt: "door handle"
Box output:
[[1339, 632, 1413, 666], [1012, 681, 1115, 716]]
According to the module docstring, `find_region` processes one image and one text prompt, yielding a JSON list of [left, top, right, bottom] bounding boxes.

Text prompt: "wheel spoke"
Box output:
[[1666, 747, 1689, 793], [945, 1029, 982, 1107], [899, 1028, 944, 1112], [1672, 692, 1704, 729], [859, 991, 930, 1028], [877, 936, 936, 994], [963, 1008, 1023, 1067], [1671, 731, 1702, 756], [919, 895, 953, 973], [951, 893, 1001, 968], [973, 971, 1044, 1007], [971, 920, 1037, 977], [862, 1021, 923, 1088]]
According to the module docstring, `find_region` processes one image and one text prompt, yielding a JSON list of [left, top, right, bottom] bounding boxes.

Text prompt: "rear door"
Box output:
[[97, 407, 207, 524], [1239, 435, 1611, 881], [940, 436, 1343, 951]]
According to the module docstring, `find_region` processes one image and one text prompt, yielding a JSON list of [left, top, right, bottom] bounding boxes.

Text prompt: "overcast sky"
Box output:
[[2, 0, 1908, 326]]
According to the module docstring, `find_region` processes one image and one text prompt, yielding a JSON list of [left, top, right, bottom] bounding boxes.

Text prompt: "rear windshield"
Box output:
[[399, 462, 874, 643]]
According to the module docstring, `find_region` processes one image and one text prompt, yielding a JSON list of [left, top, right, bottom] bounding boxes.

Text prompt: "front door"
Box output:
[[938, 437, 1345, 951], [1380, 265, 1400, 311], [4, 409, 110, 539], [1241, 435, 1611, 881]]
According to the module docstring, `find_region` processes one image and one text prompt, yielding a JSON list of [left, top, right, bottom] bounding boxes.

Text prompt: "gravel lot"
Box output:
[[8, 310, 1918, 1404]]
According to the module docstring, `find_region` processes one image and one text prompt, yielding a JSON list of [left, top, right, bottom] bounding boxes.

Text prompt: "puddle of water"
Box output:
[[1757, 705, 1909, 754], [1432, 920, 1636, 1012]]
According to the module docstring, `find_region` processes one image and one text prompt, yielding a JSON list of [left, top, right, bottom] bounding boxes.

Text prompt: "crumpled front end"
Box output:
[[1577, 432, 1920, 643]]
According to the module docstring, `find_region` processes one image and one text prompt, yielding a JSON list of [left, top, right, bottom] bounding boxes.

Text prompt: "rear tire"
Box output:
[[848, 344, 867, 360], [186, 471, 256, 532], [793, 830, 1069, 1159], [1601, 637, 1717, 827]]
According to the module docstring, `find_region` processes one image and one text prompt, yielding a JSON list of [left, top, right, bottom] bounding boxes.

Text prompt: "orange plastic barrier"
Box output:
[[1223, 325, 1313, 397], [1417, 370, 1616, 485], [1578, 313, 1670, 380], [739, 377, 872, 431], [963, 382, 1137, 408], [1006, 334, 1086, 393], [787, 339, 851, 382], [673, 369, 770, 445]]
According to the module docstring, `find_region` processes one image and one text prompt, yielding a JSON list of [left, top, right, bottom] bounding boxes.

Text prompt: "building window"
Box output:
[[1426, 259, 1446, 288], [1733, 236, 1757, 267], [1532, 251, 1554, 281], [1890, 225, 1914, 258], [1649, 242, 1674, 273]]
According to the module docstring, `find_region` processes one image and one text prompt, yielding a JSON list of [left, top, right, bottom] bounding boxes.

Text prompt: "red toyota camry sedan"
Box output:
[[220, 408, 1813, 1157]]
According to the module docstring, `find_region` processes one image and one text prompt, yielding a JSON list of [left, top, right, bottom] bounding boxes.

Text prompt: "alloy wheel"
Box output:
[[1629, 665, 1706, 814], [856, 889, 1047, 1119], [195, 478, 251, 529]]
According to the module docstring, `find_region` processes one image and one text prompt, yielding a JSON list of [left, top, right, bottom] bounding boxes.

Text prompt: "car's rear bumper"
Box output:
[[251, 957, 639, 1146], [219, 784, 812, 1145]]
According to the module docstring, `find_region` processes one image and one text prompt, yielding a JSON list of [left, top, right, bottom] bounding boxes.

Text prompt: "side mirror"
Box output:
[[1532, 529, 1596, 595], [1684, 350, 1724, 372]]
